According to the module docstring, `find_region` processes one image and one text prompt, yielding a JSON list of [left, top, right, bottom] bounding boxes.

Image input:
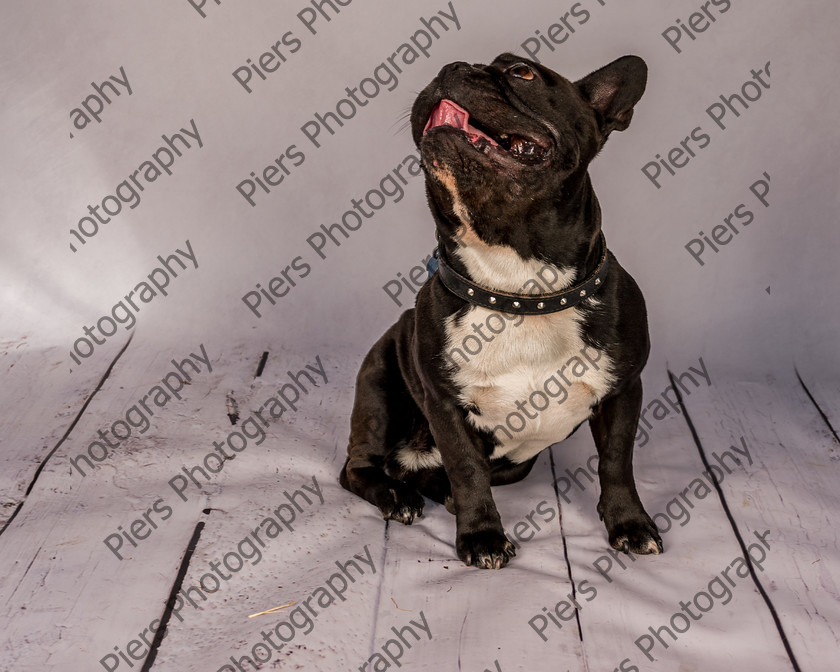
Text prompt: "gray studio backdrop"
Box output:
[[3, 0, 839, 380]]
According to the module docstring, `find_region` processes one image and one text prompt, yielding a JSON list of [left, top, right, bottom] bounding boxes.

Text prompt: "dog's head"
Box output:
[[411, 53, 647, 261]]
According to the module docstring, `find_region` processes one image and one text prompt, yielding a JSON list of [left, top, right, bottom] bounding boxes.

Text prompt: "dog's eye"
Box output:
[[508, 63, 535, 81]]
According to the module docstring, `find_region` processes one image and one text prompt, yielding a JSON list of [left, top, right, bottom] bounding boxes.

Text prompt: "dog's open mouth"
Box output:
[[422, 99, 549, 164]]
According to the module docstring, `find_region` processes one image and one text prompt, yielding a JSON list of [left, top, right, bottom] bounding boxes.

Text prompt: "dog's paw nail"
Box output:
[[379, 485, 424, 525], [607, 514, 663, 555], [457, 530, 516, 569]]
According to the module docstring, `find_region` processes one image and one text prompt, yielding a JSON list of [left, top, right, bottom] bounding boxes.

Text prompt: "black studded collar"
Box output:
[[428, 232, 609, 315]]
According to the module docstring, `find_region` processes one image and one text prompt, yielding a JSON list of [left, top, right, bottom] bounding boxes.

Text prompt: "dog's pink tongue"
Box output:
[[424, 99, 469, 132], [424, 99, 498, 145]]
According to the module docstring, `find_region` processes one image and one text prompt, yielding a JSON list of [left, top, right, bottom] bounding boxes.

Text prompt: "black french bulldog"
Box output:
[[340, 53, 662, 569]]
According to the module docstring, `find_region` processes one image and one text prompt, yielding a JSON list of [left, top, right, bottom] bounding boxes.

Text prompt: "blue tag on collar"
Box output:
[[426, 249, 439, 279]]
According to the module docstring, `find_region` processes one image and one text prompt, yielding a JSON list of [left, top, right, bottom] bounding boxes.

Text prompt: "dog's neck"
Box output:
[[431, 166, 605, 295], [449, 233, 577, 295], [437, 212, 605, 297]]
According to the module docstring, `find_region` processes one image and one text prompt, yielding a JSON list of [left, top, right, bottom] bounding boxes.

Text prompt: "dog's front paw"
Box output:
[[377, 484, 425, 525], [602, 511, 663, 555], [457, 529, 516, 569]]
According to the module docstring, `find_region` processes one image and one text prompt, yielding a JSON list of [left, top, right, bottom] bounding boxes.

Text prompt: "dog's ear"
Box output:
[[576, 56, 647, 135]]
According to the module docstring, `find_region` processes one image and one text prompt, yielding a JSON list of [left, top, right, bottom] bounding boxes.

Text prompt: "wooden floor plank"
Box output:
[[794, 364, 840, 443], [555, 363, 797, 672], [0, 338, 269, 671], [678, 370, 840, 671], [145, 359, 388, 671], [367, 449, 586, 672], [0, 337, 125, 527]]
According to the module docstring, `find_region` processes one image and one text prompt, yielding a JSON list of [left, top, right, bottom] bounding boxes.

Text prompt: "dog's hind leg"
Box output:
[[490, 455, 539, 486], [401, 455, 539, 517], [402, 465, 454, 513], [339, 323, 426, 525]]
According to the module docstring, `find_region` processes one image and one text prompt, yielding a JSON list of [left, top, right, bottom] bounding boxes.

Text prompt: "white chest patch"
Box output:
[[444, 298, 614, 465], [427, 202, 615, 464]]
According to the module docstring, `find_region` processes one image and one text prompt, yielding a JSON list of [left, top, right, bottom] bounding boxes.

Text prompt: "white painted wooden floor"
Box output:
[[1, 335, 837, 672]]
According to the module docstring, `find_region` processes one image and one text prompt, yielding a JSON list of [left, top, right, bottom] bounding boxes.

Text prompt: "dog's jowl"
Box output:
[[340, 53, 663, 569]]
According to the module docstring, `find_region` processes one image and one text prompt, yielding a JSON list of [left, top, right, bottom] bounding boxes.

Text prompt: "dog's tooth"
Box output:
[[507, 134, 546, 162], [510, 136, 533, 156]]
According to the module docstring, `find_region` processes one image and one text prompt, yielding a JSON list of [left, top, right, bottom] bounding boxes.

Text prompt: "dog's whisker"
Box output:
[[391, 120, 412, 137]]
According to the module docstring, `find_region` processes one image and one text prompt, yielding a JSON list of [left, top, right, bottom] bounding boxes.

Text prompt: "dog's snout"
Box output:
[[438, 61, 470, 78]]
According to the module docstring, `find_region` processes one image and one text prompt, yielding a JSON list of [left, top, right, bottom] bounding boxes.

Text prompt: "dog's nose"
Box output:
[[438, 61, 470, 78]]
